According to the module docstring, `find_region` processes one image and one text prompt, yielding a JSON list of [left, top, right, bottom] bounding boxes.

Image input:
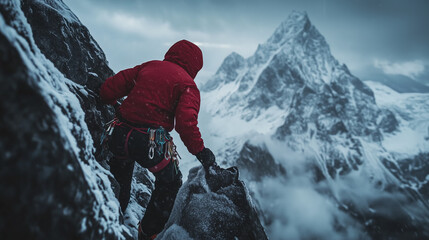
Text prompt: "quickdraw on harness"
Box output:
[[100, 118, 118, 145], [147, 127, 180, 174], [148, 129, 156, 159]]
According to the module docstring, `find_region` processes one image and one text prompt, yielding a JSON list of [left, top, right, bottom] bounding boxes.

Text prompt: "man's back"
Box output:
[[120, 60, 196, 131]]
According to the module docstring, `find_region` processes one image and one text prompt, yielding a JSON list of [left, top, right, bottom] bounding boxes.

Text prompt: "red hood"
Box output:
[[164, 40, 203, 79]]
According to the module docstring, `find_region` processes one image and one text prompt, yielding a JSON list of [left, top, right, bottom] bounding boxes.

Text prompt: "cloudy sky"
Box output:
[[64, 0, 429, 85]]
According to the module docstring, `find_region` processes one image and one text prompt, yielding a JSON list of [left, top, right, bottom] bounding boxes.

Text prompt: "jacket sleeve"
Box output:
[[100, 64, 142, 105], [175, 85, 205, 155]]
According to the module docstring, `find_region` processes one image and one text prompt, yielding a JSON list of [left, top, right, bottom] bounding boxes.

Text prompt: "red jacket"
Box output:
[[100, 40, 204, 155]]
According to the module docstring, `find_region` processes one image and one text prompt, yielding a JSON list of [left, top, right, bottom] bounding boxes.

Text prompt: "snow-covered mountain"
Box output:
[[365, 81, 429, 208], [0, 1, 266, 239], [202, 11, 429, 240], [365, 81, 429, 158]]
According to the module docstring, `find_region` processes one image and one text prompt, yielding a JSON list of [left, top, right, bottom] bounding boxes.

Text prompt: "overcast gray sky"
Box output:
[[64, 0, 429, 84]]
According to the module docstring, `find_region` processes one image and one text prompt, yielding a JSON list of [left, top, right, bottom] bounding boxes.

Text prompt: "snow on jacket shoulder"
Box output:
[[100, 40, 204, 155]]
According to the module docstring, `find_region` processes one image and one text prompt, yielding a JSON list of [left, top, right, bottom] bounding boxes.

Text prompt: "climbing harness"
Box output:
[[102, 118, 180, 174]]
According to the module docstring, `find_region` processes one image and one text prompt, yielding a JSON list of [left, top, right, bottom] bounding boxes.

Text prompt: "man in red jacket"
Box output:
[[100, 40, 217, 240]]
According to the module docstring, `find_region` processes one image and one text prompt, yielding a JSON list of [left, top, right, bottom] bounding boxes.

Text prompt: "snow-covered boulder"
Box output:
[[158, 166, 267, 240]]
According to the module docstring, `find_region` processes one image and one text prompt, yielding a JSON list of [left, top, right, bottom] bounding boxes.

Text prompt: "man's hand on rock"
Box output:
[[196, 147, 216, 171]]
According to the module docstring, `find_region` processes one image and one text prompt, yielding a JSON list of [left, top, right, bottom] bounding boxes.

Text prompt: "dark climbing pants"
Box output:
[[108, 122, 182, 236]]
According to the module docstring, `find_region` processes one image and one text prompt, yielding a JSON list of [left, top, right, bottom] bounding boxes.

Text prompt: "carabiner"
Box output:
[[164, 142, 171, 160], [149, 145, 155, 159]]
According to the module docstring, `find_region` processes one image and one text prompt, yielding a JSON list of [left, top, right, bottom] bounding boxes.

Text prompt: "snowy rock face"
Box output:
[[203, 11, 429, 240], [202, 52, 245, 91], [20, 0, 115, 161], [158, 167, 267, 240], [21, 0, 113, 88], [0, 1, 137, 239]]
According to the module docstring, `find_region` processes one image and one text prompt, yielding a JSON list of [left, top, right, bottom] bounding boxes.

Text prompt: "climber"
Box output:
[[99, 40, 217, 240]]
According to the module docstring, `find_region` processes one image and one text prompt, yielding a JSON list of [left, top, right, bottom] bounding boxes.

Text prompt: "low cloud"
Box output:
[[374, 59, 426, 79], [98, 11, 178, 39]]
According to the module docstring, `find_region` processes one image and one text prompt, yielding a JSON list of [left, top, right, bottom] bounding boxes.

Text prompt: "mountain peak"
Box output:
[[247, 11, 320, 67], [285, 10, 310, 27], [202, 52, 245, 91], [267, 11, 311, 45], [221, 52, 244, 64]]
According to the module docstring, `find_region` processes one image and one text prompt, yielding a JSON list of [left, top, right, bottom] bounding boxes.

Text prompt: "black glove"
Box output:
[[196, 147, 216, 169]]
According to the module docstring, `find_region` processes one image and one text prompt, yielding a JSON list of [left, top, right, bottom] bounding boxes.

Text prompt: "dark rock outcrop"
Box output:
[[158, 166, 268, 240], [237, 141, 286, 181]]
